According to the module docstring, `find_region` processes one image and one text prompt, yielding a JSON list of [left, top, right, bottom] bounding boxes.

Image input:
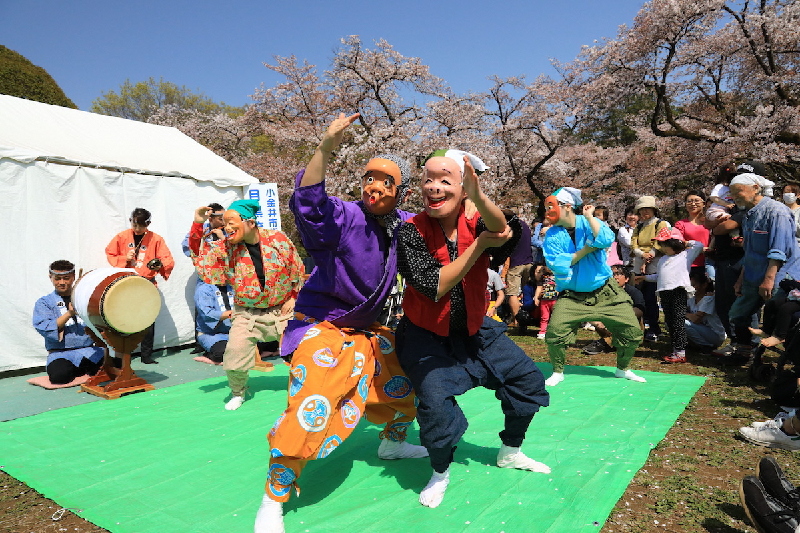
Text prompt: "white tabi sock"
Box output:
[[419, 468, 450, 508], [496, 445, 551, 473], [615, 369, 646, 382], [378, 438, 429, 459], [544, 372, 564, 387], [225, 396, 245, 411], [254, 494, 284, 533]]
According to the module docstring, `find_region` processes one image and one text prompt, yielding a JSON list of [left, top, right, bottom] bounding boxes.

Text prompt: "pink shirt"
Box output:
[[674, 219, 710, 267]]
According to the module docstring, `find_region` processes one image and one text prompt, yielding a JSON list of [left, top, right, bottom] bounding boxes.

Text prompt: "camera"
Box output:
[[147, 258, 163, 270]]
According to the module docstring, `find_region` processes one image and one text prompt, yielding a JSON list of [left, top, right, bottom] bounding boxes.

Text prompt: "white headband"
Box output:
[[554, 187, 583, 206], [731, 173, 775, 197]]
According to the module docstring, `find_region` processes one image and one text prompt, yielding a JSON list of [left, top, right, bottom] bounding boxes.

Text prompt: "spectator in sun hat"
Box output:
[[630, 195, 671, 342]]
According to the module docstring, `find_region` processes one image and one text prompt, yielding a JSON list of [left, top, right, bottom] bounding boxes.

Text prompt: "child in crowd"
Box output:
[[533, 265, 558, 339], [749, 279, 800, 348], [519, 264, 543, 334], [685, 268, 726, 352], [706, 163, 737, 221], [639, 228, 704, 363], [486, 267, 506, 321]]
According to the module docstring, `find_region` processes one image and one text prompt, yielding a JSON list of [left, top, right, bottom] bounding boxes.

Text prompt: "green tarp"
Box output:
[[0, 363, 704, 532]]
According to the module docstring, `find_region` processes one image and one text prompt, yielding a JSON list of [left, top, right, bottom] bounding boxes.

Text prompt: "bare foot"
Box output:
[[761, 336, 784, 347], [749, 327, 764, 336]]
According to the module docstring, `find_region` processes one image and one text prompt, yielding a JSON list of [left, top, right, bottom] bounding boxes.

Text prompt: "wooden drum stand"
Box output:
[[80, 328, 155, 399]]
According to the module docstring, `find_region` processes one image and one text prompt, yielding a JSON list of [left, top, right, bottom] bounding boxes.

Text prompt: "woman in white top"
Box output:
[[617, 209, 638, 267]]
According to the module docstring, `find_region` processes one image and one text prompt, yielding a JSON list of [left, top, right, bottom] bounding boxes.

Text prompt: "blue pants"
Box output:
[[729, 281, 778, 345], [396, 316, 549, 472]]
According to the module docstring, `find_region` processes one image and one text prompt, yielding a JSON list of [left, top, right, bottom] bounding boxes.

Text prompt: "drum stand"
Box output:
[[80, 328, 155, 399]]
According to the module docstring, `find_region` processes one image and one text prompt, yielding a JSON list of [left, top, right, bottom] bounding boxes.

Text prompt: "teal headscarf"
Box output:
[[228, 199, 260, 220]]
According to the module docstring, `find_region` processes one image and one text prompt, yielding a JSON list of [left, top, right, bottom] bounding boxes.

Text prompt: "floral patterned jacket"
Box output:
[[189, 222, 304, 308]]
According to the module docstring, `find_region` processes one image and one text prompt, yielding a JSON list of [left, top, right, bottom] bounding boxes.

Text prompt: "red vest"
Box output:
[[403, 208, 489, 336]]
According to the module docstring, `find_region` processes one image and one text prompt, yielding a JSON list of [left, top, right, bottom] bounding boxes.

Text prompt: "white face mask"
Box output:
[[784, 193, 797, 205]]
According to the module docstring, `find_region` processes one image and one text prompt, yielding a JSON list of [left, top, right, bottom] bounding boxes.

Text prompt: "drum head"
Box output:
[[103, 276, 161, 334]]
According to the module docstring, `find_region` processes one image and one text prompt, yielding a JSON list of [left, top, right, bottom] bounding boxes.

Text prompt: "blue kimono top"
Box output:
[[32, 291, 104, 366], [194, 282, 234, 351], [542, 216, 615, 293]]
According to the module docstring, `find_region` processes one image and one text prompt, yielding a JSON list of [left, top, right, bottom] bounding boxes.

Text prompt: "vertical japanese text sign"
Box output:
[[246, 183, 281, 231]]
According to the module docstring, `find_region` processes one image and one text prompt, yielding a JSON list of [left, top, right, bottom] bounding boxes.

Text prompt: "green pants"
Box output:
[[545, 280, 643, 372]]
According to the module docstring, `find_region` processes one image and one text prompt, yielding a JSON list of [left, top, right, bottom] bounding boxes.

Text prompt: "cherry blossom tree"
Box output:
[[576, 0, 799, 179]]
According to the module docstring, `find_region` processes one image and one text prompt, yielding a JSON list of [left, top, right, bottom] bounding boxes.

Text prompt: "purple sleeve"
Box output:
[[289, 169, 345, 251]]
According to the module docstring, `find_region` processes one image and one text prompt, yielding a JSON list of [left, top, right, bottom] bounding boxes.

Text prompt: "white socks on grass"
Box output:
[[615, 368, 646, 382], [254, 494, 284, 533], [545, 372, 564, 387], [225, 395, 245, 411], [420, 468, 450, 508], [377, 438, 429, 459], [547, 369, 646, 386], [496, 445, 551, 473], [419, 446, 550, 508]]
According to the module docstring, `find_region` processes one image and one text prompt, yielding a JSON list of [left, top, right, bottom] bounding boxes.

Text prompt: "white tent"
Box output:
[[0, 95, 258, 372]]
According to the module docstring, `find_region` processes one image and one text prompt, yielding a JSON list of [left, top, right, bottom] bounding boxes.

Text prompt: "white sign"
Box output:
[[247, 183, 281, 231]]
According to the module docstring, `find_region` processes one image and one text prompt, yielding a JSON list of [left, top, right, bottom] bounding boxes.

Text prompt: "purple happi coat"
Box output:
[[280, 169, 412, 356]]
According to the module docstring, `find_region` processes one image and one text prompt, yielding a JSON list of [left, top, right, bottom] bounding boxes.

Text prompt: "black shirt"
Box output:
[[245, 241, 266, 290]]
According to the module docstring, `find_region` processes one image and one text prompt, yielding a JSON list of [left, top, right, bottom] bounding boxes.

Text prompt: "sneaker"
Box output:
[[739, 475, 800, 533], [662, 353, 687, 364], [582, 339, 613, 355], [758, 455, 800, 511], [712, 344, 738, 357], [739, 425, 800, 451], [753, 412, 793, 430], [643, 332, 658, 343], [536, 332, 546, 340], [714, 344, 752, 365]]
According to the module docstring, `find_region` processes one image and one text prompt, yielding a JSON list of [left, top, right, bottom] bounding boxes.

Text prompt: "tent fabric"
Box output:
[[0, 95, 259, 372], [0, 95, 258, 188]]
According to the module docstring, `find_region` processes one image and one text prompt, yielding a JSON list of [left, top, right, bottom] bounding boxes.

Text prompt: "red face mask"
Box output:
[[544, 196, 561, 224]]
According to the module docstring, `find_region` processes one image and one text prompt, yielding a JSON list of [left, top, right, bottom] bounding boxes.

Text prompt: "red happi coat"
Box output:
[[105, 229, 175, 282], [402, 208, 489, 337]]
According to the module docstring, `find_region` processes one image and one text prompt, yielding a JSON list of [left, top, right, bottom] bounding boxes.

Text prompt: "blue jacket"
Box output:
[[741, 197, 800, 285], [542, 216, 614, 292], [194, 282, 234, 351]]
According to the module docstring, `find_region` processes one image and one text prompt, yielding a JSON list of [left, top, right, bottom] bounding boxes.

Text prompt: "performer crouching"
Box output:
[[541, 187, 645, 386], [395, 150, 551, 509], [255, 113, 427, 533]]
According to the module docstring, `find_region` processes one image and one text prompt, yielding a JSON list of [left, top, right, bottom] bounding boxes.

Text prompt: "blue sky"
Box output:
[[2, 0, 647, 111]]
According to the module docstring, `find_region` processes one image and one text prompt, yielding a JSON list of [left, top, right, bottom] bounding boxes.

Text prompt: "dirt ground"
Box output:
[[2, 328, 798, 532]]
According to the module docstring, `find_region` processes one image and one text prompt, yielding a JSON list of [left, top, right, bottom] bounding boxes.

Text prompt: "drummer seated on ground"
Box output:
[[32, 260, 105, 385]]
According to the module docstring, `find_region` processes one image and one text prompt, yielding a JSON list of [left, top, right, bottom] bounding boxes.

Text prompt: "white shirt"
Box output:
[[644, 241, 704, 292], [687, 293, 726, 341], [617, 225, 634, 264]]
